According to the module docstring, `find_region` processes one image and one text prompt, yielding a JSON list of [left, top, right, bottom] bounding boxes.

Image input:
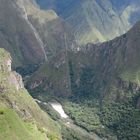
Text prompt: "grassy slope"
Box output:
[[0, 48, 62, 140], [0, 107, 46, 140]]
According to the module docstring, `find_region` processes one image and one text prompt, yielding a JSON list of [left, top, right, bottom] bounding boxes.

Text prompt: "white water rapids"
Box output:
[[34, 99, 68, 118], [49, 102, 69, 118]]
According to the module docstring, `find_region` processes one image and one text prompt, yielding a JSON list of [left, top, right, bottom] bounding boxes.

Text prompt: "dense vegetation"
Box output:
[[101, 100, 140, 140], [62, 93, 140, 140], [69, 61, 99, 99], [62, 100, 116, 140], [30, 55, 140, 140], [63, 101, 100, 131]]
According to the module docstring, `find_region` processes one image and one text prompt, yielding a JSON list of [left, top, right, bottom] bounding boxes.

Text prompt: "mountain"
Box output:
[[36, 0, 140, 44], [28, 20, 140, 100], [0, 0, 76, 70], [80, 21, 140, 101], [0, 0, 140, 139], [0, 48, 62, 140], [0, 0, 43, 67], [110, 0, 140, 24], [27, 21, 140, 139], [0, 50, 101, 140]]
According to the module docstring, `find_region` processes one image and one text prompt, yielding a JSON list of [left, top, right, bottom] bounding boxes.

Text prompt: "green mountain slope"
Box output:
[[0, 48, 62, 140], [0, 108, 46, 140]]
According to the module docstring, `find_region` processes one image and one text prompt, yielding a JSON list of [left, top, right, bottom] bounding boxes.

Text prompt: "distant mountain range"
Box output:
[[36, 0, 140, 44], [0, 0, 76, 69]]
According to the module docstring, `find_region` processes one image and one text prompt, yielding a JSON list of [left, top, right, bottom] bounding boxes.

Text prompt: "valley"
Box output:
[[0, 0, 140, 140], [28, 20, 140, 139], [35, 98, 102, 140]]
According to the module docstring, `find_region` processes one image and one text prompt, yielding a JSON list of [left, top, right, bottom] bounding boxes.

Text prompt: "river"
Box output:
[[35, 99, 102, 140], [49, 101, 69, 118]]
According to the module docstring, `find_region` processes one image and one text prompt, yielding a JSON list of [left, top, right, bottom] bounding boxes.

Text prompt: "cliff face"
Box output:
[[36, 0, 140, 44], [0, 49, 24, 90], [0, 48, 62, 140]]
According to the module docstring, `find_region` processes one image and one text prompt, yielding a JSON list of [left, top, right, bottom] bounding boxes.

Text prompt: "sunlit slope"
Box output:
[[36, 0, 140, 44], [0, 48, 62, 140]]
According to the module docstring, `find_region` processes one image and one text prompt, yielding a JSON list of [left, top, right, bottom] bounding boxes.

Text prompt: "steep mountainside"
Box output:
[[80, 21, 140, 101], [27, 21, 140, 139], [28, 21, 140, 98], [36, 0, 140, 44], [18, 0, 77, 58], [0, 48, 62, 140], [0, 0, 76, 70], [0, 0, 45, 67], [67, 22, 140, 140]]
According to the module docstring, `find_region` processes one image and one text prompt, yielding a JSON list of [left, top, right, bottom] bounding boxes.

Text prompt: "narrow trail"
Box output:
[[35, 99, 102, 140]]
